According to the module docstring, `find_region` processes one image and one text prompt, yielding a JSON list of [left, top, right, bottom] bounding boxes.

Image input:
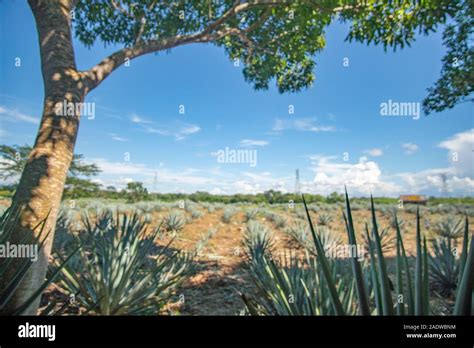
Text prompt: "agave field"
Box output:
[[0, 192, 472, 316]]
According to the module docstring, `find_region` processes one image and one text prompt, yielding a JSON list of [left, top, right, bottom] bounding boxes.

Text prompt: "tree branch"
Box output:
[[81, 0, 294, 92]]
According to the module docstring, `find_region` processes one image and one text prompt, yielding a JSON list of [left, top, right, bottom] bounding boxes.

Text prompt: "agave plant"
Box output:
[[202, 203, 216, 213], [222, 207, 237, 223], [317, 213, 333, 226], [265, 211, 287, 229], [242, 251, 357, 316], [429, 216, 470, 299], [284, 221, 311, 246], [284, 222, 340, 256], [429, 237, 459, 298], [274, 215, 288, 229], [243, 221, 274, 261], [244, 209, 259, 222], [189, 208, 204, 220], [244, 188, 474, 316], [433, 217, 464, 240], [362, 225, 395, 255], [295, 209, 307, 220], [193, 227, 219, 257], [243, 218, 355, 315], [53, 210, 189, 315], [164, 211, 186, 233], [0, 205, 78, 315]]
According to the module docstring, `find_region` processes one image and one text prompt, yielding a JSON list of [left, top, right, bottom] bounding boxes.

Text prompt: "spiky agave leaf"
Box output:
[[396, 230, 405, 315], [454, 228, 473, 315], [423, 236, 430, 314], [365, 224, 382, 315], [302, 194, 345, 315], [394, 212, 414, 315], [415, 206, 424, 315], [369, 195, 394, 316], [343, 188, 370, 315]]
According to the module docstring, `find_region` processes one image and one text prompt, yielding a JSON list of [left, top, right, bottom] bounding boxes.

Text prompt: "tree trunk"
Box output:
[[0, 0, 84, 314]]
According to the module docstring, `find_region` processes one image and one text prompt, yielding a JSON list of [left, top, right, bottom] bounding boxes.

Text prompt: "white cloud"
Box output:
[[364, 148, 383, 157], [273, 118, 336, 133], [0, 105, 38, 124], [240, 139, 269, 147], [210, 187, 226, 195], [438, 128, 473, 177], [308, 155, 401, 196], [401, 142, 419, 154], [143, 122, 201, 140], [396, 167, 474, 194], [130, 113, 153, 124], [109, 133, 128, 142], [92, 158, 152, 176], [180, 124, 201, 137], [130, 113, 200, 140]]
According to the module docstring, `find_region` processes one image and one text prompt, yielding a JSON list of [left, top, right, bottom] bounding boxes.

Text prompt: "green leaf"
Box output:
[[343, 187, 370, 315], [302, 194, 345, 315], [454, 231, 474, 315], [370, 195, 394, 315]]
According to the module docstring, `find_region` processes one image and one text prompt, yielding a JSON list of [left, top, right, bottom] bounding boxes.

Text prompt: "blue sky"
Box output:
[[0, 2, 472, 197]]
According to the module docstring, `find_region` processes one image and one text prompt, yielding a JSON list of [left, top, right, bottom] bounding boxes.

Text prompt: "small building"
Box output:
[[399, 195, 428, 205]]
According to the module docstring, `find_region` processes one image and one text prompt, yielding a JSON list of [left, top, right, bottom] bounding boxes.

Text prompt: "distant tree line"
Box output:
[[1, 144, 472, 205]]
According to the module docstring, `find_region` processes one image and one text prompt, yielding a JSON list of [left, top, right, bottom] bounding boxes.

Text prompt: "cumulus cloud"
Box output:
[[308, 155, 401, 196], [396, 167, 474, 195], [438, 128, 473, 177]]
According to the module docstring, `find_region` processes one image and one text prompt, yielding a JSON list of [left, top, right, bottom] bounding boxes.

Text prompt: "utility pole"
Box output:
[[295, 169, 301, 194]]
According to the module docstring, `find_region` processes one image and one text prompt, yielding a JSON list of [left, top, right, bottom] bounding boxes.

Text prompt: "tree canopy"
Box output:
[[423, 0, 473, 114], [72, 0, 469, 110]]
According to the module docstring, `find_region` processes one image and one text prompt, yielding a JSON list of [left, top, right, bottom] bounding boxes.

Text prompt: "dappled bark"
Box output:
[[0, 0, 84, 314]]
